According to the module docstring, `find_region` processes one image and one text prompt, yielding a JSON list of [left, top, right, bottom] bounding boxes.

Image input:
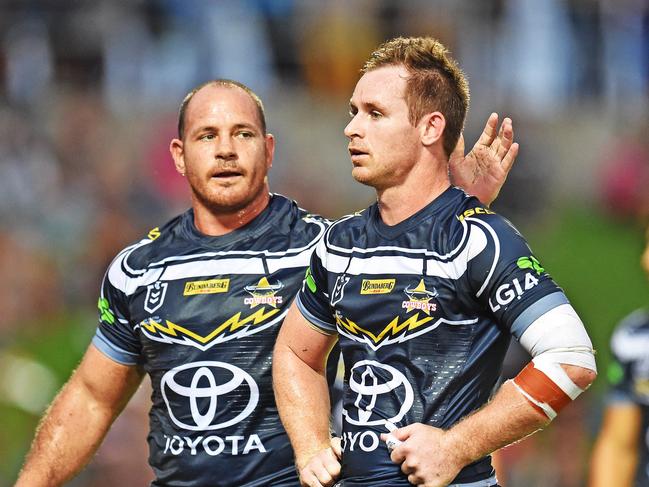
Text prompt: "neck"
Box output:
[[192, 190, 271, 236], [376, 160, 450, 226]]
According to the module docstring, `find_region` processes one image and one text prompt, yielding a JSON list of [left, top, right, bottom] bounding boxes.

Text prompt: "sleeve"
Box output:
[[465, 215, 570, 339], [295, 234, 338, 335], [606, 313, 649, 405], [606, 350, 636, 405], [91, 257, 143, 366]]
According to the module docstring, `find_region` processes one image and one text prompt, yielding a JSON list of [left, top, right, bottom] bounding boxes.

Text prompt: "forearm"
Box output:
[[588, 403, 641, 487], [589, 438, 637, 487], [445, 380, 549, 465], [273, 343, 332, 467], [17, 377, 123, 486], [16, 346, 143, 487]]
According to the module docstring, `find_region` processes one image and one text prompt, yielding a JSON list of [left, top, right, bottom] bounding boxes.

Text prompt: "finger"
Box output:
[[311, 464, 334, 487], [330, 437, 342, 459], [476, 112, 499, 147], [389, 443, 407, 464], [300, 470, 323, 487], [322, 450, 342, 479], [400, 459, 417, 475], [495, 118, 513, 159], [501, 142, 519, 173], [407, 473, 425, 486], [391, 423, 418, 441]]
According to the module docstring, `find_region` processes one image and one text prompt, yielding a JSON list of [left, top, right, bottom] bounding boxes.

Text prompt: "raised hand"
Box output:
[[449, 113, 519, 206]]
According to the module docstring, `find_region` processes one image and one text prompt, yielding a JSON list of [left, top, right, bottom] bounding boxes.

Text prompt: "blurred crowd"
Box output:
[[1, 1, 648, 486]]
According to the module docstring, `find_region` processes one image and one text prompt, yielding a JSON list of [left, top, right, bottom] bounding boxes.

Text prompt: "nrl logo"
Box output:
[[144, 281, 168, 313], [402, 279, 438, 315], [243, 277, 284, 308]]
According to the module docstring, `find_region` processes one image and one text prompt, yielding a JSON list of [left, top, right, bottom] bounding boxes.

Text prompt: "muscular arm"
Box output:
[[273, 302, 339, 486], [16, 344, 144, 487], [387, 364, 595, 487], [589, 403, 642, 487]]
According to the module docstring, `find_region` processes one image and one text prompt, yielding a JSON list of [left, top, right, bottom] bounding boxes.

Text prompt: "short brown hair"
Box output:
[[177, 79, 267, 139], [362, 37, 469, 158]]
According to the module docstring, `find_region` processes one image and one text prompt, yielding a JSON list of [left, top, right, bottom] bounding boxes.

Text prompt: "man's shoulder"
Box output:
[[105, 212, 187, 279], [267, 194, 330, 248], [321, 207, 371, 247]]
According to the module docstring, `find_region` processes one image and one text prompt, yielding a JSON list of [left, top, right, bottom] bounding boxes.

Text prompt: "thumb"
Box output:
[[392, 423, 421, 441]]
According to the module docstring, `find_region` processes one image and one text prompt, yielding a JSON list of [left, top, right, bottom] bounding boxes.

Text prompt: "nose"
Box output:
[[344, 114, 362, 139], [215, 135, 236, 161]]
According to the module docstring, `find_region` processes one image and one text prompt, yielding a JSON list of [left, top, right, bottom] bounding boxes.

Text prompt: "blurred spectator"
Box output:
[[598, 121, 649, 220]]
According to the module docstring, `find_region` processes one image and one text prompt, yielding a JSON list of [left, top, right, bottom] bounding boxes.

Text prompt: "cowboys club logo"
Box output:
[[161, 361, 259, 431], [402, 278, 438, 315], [144, 281, 168, 313], [243, 277, 284, 308], [343, 360, 414, 426]]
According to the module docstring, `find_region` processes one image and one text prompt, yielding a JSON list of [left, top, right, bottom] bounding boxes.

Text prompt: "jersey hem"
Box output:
[[296, 294, 336, 335]]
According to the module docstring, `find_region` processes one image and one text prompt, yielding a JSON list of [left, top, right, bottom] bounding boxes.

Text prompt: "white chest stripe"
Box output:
[[322, 225, 488, 278], [109, 247, 313, 296]]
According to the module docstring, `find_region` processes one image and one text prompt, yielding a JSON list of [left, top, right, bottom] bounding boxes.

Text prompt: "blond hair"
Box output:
[[362, 37, 469, 157]]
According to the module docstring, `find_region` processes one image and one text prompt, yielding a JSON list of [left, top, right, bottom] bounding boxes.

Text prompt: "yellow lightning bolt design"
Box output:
[[141, 307, 280, 344], [335, 312, 433, 344]]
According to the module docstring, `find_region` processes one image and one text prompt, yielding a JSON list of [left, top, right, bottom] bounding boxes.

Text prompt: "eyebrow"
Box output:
[[190, 122, 260, 136], [349, 99, 387, 113]]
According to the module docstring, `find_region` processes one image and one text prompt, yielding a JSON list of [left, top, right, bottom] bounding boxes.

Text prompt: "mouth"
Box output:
[[210, 169, 244, 180], [349, 147, 369, 164]]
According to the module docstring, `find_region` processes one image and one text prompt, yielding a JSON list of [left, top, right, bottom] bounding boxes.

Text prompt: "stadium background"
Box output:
[[0, 0, 648, 485]]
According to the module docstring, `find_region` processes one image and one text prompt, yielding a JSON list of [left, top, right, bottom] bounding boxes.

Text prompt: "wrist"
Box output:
[[295, 442, 331, 470], [442, 425, 474, 467]]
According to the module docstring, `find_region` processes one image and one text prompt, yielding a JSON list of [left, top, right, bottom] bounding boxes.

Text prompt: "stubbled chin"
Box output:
[[351, 167, 376, 187]]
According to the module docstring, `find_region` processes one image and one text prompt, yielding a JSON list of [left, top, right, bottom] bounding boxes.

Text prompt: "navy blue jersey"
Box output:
[[608, 309, 649, 486], [93, 194, 328, 487], [297, 186, 569, 486]]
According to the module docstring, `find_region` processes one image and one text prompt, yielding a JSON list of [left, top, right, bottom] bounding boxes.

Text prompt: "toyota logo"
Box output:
[[343, 360, 414, 426], [161, 361, 259, 431]]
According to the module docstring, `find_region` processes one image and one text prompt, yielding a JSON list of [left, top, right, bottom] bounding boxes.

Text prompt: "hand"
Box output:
[[297, 437, 342, 487], [449, 113, 519, 206], [381, 423, 465, 487]]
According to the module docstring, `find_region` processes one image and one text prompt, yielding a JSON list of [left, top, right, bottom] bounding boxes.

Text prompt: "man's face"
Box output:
[[344, 65, 422, 190], [170, 85, 274, 214]]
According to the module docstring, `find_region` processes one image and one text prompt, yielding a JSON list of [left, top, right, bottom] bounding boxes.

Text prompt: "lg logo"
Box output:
[[343, 360, 414, 426], [161, 361, 258, 431]]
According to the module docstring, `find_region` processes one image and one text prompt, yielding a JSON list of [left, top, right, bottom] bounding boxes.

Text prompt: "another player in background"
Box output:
[[589, 224, 649, 487], [15, 77, 516, 487], [273, 36, 597, 487]]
